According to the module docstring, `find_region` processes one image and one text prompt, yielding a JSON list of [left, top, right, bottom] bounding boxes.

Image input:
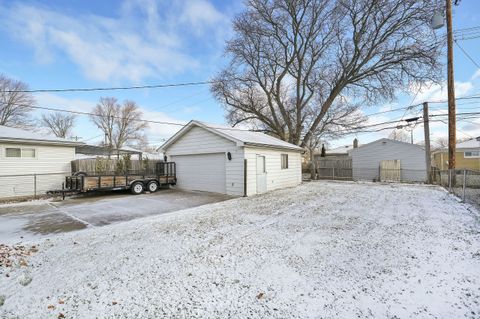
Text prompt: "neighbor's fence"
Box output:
[[0, 172, 70, 200], [71, 159, 160, 176], [315, 158, 353, 180], [313, 167, 427, 183], [432, 169, 480, 208]]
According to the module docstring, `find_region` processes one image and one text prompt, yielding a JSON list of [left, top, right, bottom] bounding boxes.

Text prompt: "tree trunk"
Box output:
[[309, 148, 316, 180]]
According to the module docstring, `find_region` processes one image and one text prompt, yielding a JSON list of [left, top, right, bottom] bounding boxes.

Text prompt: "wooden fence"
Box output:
[[71, 158, 160, 175], [315, 157, 352, 180], [379, 160, 401, 182]]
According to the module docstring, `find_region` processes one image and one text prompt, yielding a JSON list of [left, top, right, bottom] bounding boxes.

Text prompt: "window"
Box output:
[[5, 148, 21, 157], [281, 154, 288, 169], [5, 148, 36, 158], [464, 151, 480, 158]]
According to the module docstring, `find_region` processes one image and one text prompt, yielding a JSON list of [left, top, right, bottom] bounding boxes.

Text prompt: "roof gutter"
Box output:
[[0, 138, 84, 147], [243, 142, 304, 152]]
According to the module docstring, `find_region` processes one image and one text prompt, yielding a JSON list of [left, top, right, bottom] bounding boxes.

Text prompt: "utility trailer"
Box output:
[[49, 162, 176, 198]]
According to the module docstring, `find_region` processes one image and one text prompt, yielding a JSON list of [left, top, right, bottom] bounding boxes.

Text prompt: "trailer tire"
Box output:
[[147, 181, 159, 193], [131, 182, 144, 195]]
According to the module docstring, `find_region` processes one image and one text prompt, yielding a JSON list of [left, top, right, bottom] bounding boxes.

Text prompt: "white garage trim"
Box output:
[[171, 153, 226, 194]]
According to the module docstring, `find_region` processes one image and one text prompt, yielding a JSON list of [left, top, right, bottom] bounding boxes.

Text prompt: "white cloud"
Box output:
[[412, 80, 474, 104], [180, 0, 227, 33], [1, 0, 230, 82], [471, 69, 480, 80], [34, 93, 96, 112]]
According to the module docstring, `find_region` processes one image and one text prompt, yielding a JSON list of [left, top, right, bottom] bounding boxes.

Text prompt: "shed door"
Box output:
[[256, 155, 267, 194], [171, 153, 226, 194]]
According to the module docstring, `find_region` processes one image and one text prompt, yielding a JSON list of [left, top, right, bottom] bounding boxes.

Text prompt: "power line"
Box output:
[[6, 94, 480, 141], [6, 80, 215, 93], [454, 39, 480, 69]]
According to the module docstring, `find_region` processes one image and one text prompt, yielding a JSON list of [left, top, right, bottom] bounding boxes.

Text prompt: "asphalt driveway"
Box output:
[[0, 189, 232, 243]]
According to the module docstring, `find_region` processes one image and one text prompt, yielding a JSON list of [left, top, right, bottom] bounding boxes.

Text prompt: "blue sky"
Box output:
[[0, 0, 479, 149]]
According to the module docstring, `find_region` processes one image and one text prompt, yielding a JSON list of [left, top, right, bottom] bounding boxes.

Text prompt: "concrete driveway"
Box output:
[[0, 189, 232, 243]]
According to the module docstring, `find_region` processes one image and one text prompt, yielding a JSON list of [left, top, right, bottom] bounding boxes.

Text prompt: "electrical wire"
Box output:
[[453, 39, 480, 69], [4, 80, 215, 93]]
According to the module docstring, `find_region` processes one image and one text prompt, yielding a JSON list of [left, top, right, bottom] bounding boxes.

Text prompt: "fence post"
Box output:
[[33, 173, 37, 199], [448, 169, 452, 192], [332, 167, 335, 180], [462, 169, 466, 202]]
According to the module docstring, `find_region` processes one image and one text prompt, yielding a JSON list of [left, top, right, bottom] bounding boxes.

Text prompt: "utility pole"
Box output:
[[446, 0, 456, 170], [423, 102, 432, 183]]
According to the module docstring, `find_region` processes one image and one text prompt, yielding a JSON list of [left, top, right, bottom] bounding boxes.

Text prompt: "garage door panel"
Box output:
[[172, 153, 226, 193]]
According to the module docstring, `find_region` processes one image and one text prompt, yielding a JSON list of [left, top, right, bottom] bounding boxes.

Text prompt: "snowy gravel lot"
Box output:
[[1, 181, 479, 318]]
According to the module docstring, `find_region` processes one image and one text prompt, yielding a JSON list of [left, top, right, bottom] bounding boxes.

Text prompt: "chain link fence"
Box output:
[[310, 167, 427, 183], [432, 169, 480, 209], [0, 172, 70, 201]]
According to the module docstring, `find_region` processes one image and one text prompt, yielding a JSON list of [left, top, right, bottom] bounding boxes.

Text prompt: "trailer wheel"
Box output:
[[147, 181, 159, 193], [73, 171, 87, 177], [131, 182, 144, 195]]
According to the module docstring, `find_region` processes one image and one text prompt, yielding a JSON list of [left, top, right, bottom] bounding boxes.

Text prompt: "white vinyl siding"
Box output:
[[244, 147, 302, 196], [167, 126, 236, 155], [0, 143, 75, 199], [350, 139, 427, 182], [166, 126, 245, 196]]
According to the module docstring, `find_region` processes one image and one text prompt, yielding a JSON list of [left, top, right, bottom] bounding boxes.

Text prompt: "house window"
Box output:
[[281, 154, 288, 169], [5, 148, 36, 158], [464, 151, 480, 158]]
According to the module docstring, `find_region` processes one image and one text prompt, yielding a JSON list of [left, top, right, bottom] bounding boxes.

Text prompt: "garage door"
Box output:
[[171, 153, 226, 194]]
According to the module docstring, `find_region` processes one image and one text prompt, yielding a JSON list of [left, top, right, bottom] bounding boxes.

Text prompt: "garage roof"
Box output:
[[160, 120, 303, 152], [0, 125, 84, 146]]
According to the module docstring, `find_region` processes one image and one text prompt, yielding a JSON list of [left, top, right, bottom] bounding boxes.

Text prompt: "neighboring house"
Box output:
[[159, 120, 303, 196], [349, 138, 427, 182], [432, 137, 480, 171], [0, 125, 83, 199]]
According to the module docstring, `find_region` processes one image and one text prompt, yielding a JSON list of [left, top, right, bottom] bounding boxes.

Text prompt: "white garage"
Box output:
[[159, 120, 303, 196]]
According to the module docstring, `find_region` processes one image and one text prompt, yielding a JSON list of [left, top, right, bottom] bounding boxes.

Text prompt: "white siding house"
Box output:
[[349, 138, 427, 182], [0, 125, 82, 199], [160, 121, 303, 196]]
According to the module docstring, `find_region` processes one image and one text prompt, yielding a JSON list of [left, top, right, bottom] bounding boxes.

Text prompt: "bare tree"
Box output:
[[41, 112, 76, 138], [91, 97, 117, 147], [90, 97, 148, 150], [305, 101, 366, 178], [212, 0, 442, 147], [432, 136, 469, 151], [389, 128, 411, 143], [0, 74, 35, 127]]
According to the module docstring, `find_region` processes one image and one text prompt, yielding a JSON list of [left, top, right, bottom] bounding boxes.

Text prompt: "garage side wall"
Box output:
[[0, 143, 74, 199], [165, 126, 245, 196], [244, 147, 302, 196], [350, 140, 427, 182]]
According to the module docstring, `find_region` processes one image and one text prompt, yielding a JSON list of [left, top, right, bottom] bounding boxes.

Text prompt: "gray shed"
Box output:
[[349, 138, 427, 182]]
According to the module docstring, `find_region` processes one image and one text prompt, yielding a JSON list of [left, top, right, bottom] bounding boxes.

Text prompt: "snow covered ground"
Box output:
[[1, 181, 479, 318]]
